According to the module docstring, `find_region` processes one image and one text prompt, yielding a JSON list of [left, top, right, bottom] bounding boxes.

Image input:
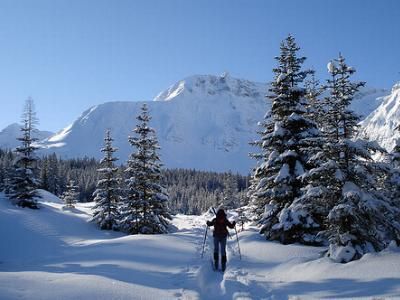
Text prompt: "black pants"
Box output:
[[213, 236, 227, 256]]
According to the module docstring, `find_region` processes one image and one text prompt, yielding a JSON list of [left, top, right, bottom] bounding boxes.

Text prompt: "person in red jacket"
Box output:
[[206, 208, 236, 271]]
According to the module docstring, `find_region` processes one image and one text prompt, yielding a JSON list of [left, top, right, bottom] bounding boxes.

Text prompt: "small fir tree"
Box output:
[[61, 180, 79, 209], [120, 104, 171, 234], [92, 130, 121, 230]]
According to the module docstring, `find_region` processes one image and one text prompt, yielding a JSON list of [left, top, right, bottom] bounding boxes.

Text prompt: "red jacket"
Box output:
[[207, 210, 235, 238]]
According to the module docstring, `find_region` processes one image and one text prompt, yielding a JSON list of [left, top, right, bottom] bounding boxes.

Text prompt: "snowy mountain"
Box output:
[[41, 74, 269, 173], [350, 87, 388, 119], [360, 82, 400, 152], [0, 123, 53, 150], [0, 74, 389, 173]]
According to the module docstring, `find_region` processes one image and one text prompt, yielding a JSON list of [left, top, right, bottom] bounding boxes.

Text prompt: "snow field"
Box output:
[[1, 192, 399, 299]]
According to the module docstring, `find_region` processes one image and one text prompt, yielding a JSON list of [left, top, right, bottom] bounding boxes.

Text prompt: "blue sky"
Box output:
[[0, 0, 399, 132]]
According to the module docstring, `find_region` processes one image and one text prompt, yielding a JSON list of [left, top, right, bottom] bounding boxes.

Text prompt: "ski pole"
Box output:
[[201, 225, 208, 258], [212, 207, 217, 215], [234, 225, 242, 260]]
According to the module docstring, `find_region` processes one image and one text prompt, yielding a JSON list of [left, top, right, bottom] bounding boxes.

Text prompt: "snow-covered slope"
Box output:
[[0, 123, 53, 150], [42, 74, 269, 173], [1, 192, 399, 299], [350, 87, 388, 119], [360, 82, 400, 151]]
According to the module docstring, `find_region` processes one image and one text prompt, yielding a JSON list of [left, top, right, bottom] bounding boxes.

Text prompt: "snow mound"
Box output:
[[35, 189, 63, 204], [0, 194, 399, 299]]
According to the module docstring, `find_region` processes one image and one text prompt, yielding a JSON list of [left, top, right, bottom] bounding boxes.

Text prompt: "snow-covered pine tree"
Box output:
[[92, 130, 121, 230], [9, 98, 41, 209], [249, 35, 321, 244], [120, 104, 171, 234], [387, 135, 400, 223], [321, 54, 400, 262], [61, 180, 79, 209], [295, 72, 344, 245]]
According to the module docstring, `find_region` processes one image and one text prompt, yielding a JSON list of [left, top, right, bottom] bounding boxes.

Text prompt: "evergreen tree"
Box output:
[[61, 180, 79, 208], [92, 130, 121, 230], [320, 55, 400, 262], [249, 35, 321, 244], [0, 148, 246, 215], [387, 136, 400, 225], [120, 104, 171, 234], [40, 159, 50, 191], [9, 98, 41, 208], [47, 153, 61, 196]]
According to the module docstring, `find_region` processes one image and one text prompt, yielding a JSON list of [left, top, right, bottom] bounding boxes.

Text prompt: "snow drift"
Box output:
[[1, 192, 399, 299]]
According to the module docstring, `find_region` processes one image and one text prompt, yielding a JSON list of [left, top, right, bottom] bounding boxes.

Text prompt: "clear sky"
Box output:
[[0, 0, 399, 132]]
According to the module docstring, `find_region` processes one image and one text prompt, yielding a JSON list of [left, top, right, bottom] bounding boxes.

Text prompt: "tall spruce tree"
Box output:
[[249, 35, 321, 244], [120, 104, 171, 234], [9, 98, 41, 208], [92, 130, 121, 230], [320, 54, 400, 262]]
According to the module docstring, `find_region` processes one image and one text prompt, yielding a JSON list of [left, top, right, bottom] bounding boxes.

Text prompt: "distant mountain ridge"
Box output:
[[0, 123, 53, 150], [0, 74, 391, 173]]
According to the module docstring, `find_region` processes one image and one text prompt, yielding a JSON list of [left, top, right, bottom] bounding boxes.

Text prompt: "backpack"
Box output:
[[213, 212, 228, 237]]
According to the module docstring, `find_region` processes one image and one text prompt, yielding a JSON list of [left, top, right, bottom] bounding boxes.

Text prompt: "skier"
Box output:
[[206, 208, 236, 271]]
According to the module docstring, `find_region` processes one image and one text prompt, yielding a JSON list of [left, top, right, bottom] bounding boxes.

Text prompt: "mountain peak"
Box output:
[[0, 123, 21, 133], [391, 82, 400, 93], [153, 74, 266, 102], [0, 123, 54, 150]]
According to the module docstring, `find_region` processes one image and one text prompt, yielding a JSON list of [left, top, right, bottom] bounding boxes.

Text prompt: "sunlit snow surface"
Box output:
[[1, 192, 399, 299]]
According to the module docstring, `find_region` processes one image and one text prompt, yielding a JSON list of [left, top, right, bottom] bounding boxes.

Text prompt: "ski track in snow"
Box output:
[[1, 193, 400, 299], [171, 214, 269, 300]]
